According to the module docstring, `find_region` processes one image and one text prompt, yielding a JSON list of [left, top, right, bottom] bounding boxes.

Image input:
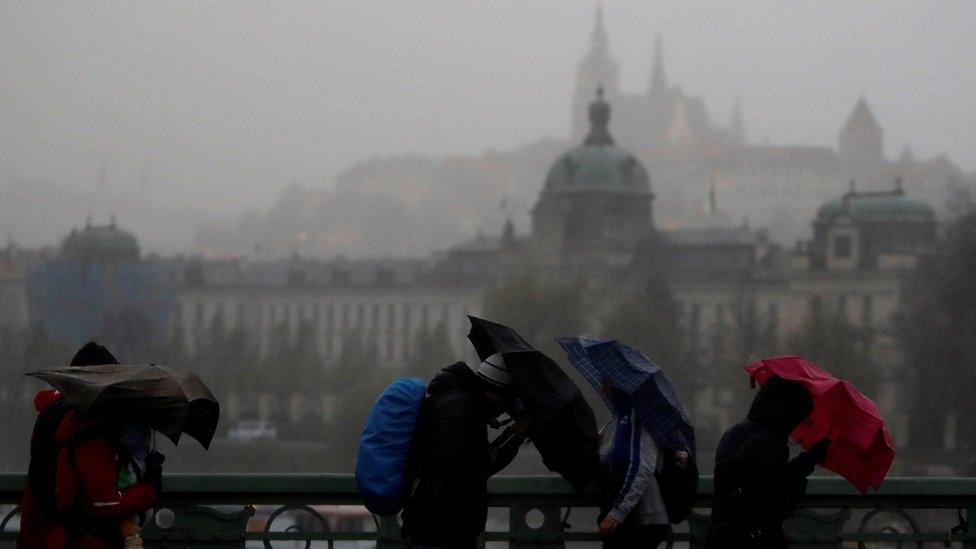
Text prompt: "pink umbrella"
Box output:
[[745, 356, 895, 494]]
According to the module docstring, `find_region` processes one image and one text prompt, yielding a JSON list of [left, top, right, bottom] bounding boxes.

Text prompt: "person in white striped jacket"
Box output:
[[597, 381, 687, 548]]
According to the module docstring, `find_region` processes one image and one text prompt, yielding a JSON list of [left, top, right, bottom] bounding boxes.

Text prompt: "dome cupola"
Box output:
[[543, 88, 651, 196], [532, 89, 655, 248], [61, 217, 140, 263]]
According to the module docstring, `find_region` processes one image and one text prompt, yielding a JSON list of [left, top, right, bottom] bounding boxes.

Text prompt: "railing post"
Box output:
[[965, 505, 976, 549], [376, 515, 402, 549], [509, 504, 564, 548]]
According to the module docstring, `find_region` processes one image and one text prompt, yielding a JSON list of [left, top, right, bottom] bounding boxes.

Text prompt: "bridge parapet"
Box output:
[[2, 474, 974, 547]]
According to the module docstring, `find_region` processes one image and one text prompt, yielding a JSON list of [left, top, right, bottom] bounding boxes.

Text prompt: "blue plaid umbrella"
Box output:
[[556, 336, 696, 457]]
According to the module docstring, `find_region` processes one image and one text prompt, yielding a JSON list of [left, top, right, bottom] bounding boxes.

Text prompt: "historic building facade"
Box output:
[[161, 90, 939, 462], [174, 275, 483, 369]]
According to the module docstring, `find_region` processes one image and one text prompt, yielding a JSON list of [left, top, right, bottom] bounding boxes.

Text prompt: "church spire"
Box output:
[[839, 95, 884, 165], [650, 33, 666, 96], [571, 6, 619, 141], [845, 96, 881, 133], [591, 5, 609, 58]]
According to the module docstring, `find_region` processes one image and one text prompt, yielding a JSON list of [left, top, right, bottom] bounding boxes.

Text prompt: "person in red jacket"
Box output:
[[19, 342, 162, 549]]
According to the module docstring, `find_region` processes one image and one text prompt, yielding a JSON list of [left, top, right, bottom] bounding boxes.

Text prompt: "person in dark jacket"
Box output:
[[19, 342, 163, 549], [706, 376, 829, 549], [401, 355, 528, 548]]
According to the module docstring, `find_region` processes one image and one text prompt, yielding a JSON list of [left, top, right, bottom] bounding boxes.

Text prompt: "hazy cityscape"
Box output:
[[2, 2, 976, 546]]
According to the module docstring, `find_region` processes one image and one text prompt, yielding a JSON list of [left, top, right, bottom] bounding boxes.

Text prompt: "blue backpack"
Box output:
[[355, 377, 426, 516]]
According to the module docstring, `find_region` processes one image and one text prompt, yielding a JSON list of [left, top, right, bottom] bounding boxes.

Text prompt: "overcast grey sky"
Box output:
[[3, 1, 975, 222]]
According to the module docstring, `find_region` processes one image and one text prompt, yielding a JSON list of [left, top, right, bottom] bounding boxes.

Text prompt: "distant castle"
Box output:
[[570, 8, 744, 152], [568, 7, 969, 243], [190, 6, 973, 261]]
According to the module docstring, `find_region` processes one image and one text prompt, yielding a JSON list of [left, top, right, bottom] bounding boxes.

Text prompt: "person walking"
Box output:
[[400, 354, 528, 549], [19, 342, 163, 549], [706, 376, 830, 548], [598, 381, 676, 549]]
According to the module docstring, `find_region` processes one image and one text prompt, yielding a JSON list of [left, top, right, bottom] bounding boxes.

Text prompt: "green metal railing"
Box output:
[[1, 473, 974, 547]]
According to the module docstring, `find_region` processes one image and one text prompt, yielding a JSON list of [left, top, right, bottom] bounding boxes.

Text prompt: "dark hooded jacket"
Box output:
[[401, 362, 519, 547], [19, 342, 158, 549], [706, 377, 818, 549]]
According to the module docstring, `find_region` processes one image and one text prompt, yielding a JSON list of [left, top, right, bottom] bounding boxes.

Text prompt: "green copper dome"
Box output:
[[61, 219, 140, 262], [545, 145, 651, 195], [544, 88, 651, 195], [816, 193, 935, 225]]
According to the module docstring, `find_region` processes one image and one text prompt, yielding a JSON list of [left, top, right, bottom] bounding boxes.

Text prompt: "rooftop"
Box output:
[[816, 182, 936, 225], [545, 89, 651, 196]]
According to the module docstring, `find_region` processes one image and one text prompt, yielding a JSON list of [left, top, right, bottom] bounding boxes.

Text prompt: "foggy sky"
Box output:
[[2, 1, 975, 251]]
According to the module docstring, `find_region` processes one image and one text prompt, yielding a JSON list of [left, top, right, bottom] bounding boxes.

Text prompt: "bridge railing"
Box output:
[[2, 474, 974, 547]]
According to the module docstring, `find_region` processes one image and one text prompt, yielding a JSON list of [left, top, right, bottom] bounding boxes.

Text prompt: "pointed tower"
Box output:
[[650, 33, 666, 98], [570, 6, 620, 141], [839, 96, 884, 166], [647, 33, 673, 147]]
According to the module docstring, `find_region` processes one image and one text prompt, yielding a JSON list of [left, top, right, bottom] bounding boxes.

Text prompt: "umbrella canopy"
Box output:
[[466, 316, 598, 491], [466, 315, 535, 359], [27, 364, 220, 449], [531, 391, 600, 492], [745, 356, 894, 494], [557, 336, 696, 457], [467, 316, 579, 418]]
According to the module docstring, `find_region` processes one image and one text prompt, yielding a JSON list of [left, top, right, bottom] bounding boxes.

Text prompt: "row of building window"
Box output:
[[186, 299, 470, 337], [179, 298, 475, 360]]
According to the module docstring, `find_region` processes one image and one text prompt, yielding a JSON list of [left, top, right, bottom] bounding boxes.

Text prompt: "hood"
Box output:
[[33, 389, 61, 412], [428, 361, 494, 419], [69, 341, 119, 367], [428, 362, 482, 397], [747, 376, 813, 438]]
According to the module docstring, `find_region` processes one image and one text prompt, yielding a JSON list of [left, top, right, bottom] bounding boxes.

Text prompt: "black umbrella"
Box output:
[[467, 316, 598, 491], [467, 315, 535, 359], [27, 364, 220, 449], [528, 390, 599, 492]]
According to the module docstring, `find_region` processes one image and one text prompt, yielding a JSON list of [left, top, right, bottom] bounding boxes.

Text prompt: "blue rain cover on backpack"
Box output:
[[356, 377, 426, 516]]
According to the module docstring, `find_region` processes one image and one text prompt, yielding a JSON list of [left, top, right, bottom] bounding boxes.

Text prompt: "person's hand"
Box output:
[[599, 516, 620, 536], [674, 450, 690, 468], [145, 450, 165, 470], [512, 418, 532, 439], [807, 438, 831, 465], [143, 450, 165, 493]]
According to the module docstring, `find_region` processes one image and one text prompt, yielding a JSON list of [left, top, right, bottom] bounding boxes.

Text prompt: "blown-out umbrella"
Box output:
[[467, 316, 599, 491], [745, 356, 894, 494], [28, 363, 220, 449], [467, 315, 535, 359], [557, 336, 696, 457], [467, 316, 581, 420]]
